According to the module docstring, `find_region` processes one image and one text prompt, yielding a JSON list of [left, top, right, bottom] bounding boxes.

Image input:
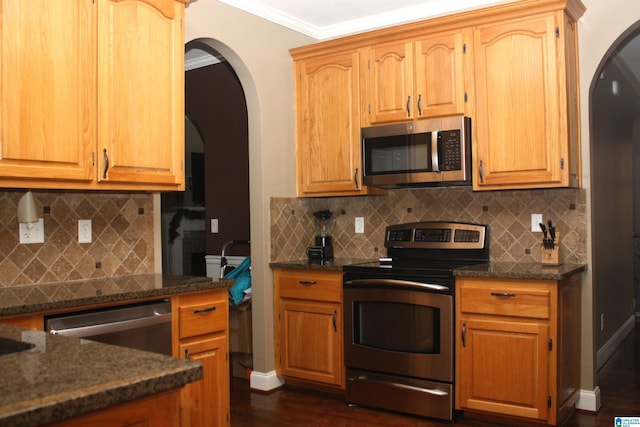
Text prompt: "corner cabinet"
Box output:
[[472, 7, 582, 190], [455, 274, 581, 425], [273, 268, 344, 389], [291, 48, 385, 197], [172, 289, 230, 427], [0, 0, 186, 191], [362, 29, 469, 125]]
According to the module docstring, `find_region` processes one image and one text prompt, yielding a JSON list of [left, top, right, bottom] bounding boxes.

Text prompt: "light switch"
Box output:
[[211, 219, 219, 233]]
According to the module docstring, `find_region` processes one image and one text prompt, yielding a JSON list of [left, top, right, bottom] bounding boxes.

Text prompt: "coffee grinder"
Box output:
[[307, 209, 335, 262]]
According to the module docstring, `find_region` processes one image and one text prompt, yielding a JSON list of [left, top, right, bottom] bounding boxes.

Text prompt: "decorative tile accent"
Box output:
[[271, 188, 587, 264], [0, 191, 154, 287]]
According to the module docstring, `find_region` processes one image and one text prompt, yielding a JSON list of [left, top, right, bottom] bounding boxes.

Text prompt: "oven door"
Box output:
[[343, 281, 453, 383]]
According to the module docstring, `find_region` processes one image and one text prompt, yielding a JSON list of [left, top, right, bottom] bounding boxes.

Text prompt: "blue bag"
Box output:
[[225, 257, 251, 305]]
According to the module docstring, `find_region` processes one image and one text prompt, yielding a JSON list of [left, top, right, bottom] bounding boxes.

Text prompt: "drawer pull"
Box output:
[[299, 280, 317, 286], [193, 306, 217, 314], [491, 292, 517, 298], [184, 348, 191, 360]]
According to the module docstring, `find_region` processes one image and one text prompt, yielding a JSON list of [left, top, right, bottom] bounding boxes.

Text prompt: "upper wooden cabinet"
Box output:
[[0, 0, 186, 191], [293, 49, 384, 197], [363, 29, 468, 125], [290, 0, 584, 195], [472, 10, 582, 190]]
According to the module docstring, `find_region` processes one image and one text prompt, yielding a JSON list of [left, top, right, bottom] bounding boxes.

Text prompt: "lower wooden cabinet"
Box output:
[[0, 314, 43, 330], [173, 288, 230, 427], [455, 274, 581, 425], [46, 389, 181, 427], [274, 268, 344, 389]]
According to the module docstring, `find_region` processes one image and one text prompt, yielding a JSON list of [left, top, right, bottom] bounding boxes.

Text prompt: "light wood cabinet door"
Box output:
[[179, 335, 229, 427], [0, 0, 95, 182], [414, 30, 467, 118], [295, 50, 381, 197], [278, 298, 343, 387], [457, 317, 550, 421], [97, 0, 184, 188], [473, 12, 573, 190], [365, 41, 414, 124]]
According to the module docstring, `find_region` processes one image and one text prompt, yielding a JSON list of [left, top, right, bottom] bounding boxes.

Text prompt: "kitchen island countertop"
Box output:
[[0, 274, 233, 317], [0, 323, 202, 427]]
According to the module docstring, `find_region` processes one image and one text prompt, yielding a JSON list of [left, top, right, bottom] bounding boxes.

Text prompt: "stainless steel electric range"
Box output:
[[343, 221, 489, 421]]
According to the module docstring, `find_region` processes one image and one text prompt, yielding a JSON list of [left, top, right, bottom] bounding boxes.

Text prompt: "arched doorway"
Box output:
[[590, 21, 640, 369]]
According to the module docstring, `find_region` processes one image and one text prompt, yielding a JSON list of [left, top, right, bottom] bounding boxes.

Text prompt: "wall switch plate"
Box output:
[[531, 213, 543, 232], [78, 219, 92, 243], [19, 219, 45, 244], [211, 219, 219, 233], [355, 217, 365, 234]]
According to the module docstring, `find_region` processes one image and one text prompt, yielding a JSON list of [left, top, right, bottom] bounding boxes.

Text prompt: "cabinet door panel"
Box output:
[[98, 0, 184, 187], [367, 41, 413, 123], [0, 0, 95, 181], [179, 335, 229, 427], [414, 31, 465, 118], [474, 14, 565, 188], [279, 299, 343, 387], [458, 318, 549, 420], [296, 51, 362, 195]]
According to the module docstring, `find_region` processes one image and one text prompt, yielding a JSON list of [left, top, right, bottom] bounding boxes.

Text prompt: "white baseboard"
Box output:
[[249, 370, 285, 391], [596, 315, 636, 370], [575, 387, 601, 412]]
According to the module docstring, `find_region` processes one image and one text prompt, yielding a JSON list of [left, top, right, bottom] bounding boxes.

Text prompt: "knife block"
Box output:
[[541, 233, 562, 266]]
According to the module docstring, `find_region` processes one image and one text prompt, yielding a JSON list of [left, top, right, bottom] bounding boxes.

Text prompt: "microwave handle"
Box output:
[[431, 131, 440, 172]]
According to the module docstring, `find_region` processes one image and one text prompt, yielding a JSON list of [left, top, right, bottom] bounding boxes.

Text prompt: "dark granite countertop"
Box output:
[[0, 274, 233, 317], [271, 259, 587, 281], [269, 258, 375, 271], [0, 323, 202, 427], [454, 262, 587, 280]]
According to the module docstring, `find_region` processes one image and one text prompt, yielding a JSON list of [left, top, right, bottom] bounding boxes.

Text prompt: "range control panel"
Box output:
[[385, 221, 487, 250]]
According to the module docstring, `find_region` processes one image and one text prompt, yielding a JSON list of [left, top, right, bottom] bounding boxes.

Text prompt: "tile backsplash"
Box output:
[[0, 190, 154, 287], [271, 187, 587, 264]]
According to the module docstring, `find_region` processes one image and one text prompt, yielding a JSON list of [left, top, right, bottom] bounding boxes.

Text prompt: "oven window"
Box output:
[[364, 133, 432, 175], [354, 301, 440, 354]]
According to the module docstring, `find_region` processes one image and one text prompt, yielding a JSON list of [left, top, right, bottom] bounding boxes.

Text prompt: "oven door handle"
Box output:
[[348, 375, 449, 397], [344, 279, 449, 292]]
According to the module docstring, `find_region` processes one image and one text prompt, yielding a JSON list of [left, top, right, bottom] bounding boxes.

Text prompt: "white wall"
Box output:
[[183, 0, 313, 388]]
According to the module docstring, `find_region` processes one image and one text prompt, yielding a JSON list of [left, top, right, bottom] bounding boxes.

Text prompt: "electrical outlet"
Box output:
[[211, 219, 219, 233], [355, 217, 365, 234], [19, 219, 45, 244], [531, 213, 543, 232], [78, 219, 92, 243], [600, 313, 605, 331]]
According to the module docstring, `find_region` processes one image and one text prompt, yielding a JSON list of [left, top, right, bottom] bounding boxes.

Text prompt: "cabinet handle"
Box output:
[[102, 148, 109, 179], [299, 280, 317, 286], [406, 95, 411, 117], [354, 168, 360, 189], [462, 322, 466, 347], [479, 160, 484, 183], [184, 348, 191, 360], [193, 306, 217, 314], [417, 94, 422, 116], [490, 292, 517, 298], [333, 310, 337, 332]]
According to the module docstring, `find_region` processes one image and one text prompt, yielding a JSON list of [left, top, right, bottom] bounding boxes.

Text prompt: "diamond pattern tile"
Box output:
[[271, 188, 587, 264], [0, 190, 154, 287]]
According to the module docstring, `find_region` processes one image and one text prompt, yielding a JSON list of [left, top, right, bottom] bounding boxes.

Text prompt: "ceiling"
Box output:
[[185, 0, 516, 70]]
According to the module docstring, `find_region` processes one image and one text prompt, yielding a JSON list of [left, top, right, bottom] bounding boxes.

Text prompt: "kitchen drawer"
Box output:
[[178, 291, 228, 339], [458, 280, 550, 319], [276, 269, 342, 303]]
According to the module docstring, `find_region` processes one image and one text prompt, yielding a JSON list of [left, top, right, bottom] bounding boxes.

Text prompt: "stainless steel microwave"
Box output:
[[362, 116, 471, 188]]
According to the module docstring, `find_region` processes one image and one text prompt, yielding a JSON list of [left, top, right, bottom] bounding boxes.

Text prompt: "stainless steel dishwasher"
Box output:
[[46, 299, 172, 356]]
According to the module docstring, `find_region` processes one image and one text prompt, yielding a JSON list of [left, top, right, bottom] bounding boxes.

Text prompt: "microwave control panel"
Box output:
[[438, 130, 462, 171]]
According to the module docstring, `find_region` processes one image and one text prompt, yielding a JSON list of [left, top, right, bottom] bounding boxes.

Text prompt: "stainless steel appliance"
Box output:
[[46, 299, 172, 356], [343, 221, 488, 421], [361, 116, 471, 188]]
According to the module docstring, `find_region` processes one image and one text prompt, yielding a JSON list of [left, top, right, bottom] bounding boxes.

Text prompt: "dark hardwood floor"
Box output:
[[230, 318, 639, 426]]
